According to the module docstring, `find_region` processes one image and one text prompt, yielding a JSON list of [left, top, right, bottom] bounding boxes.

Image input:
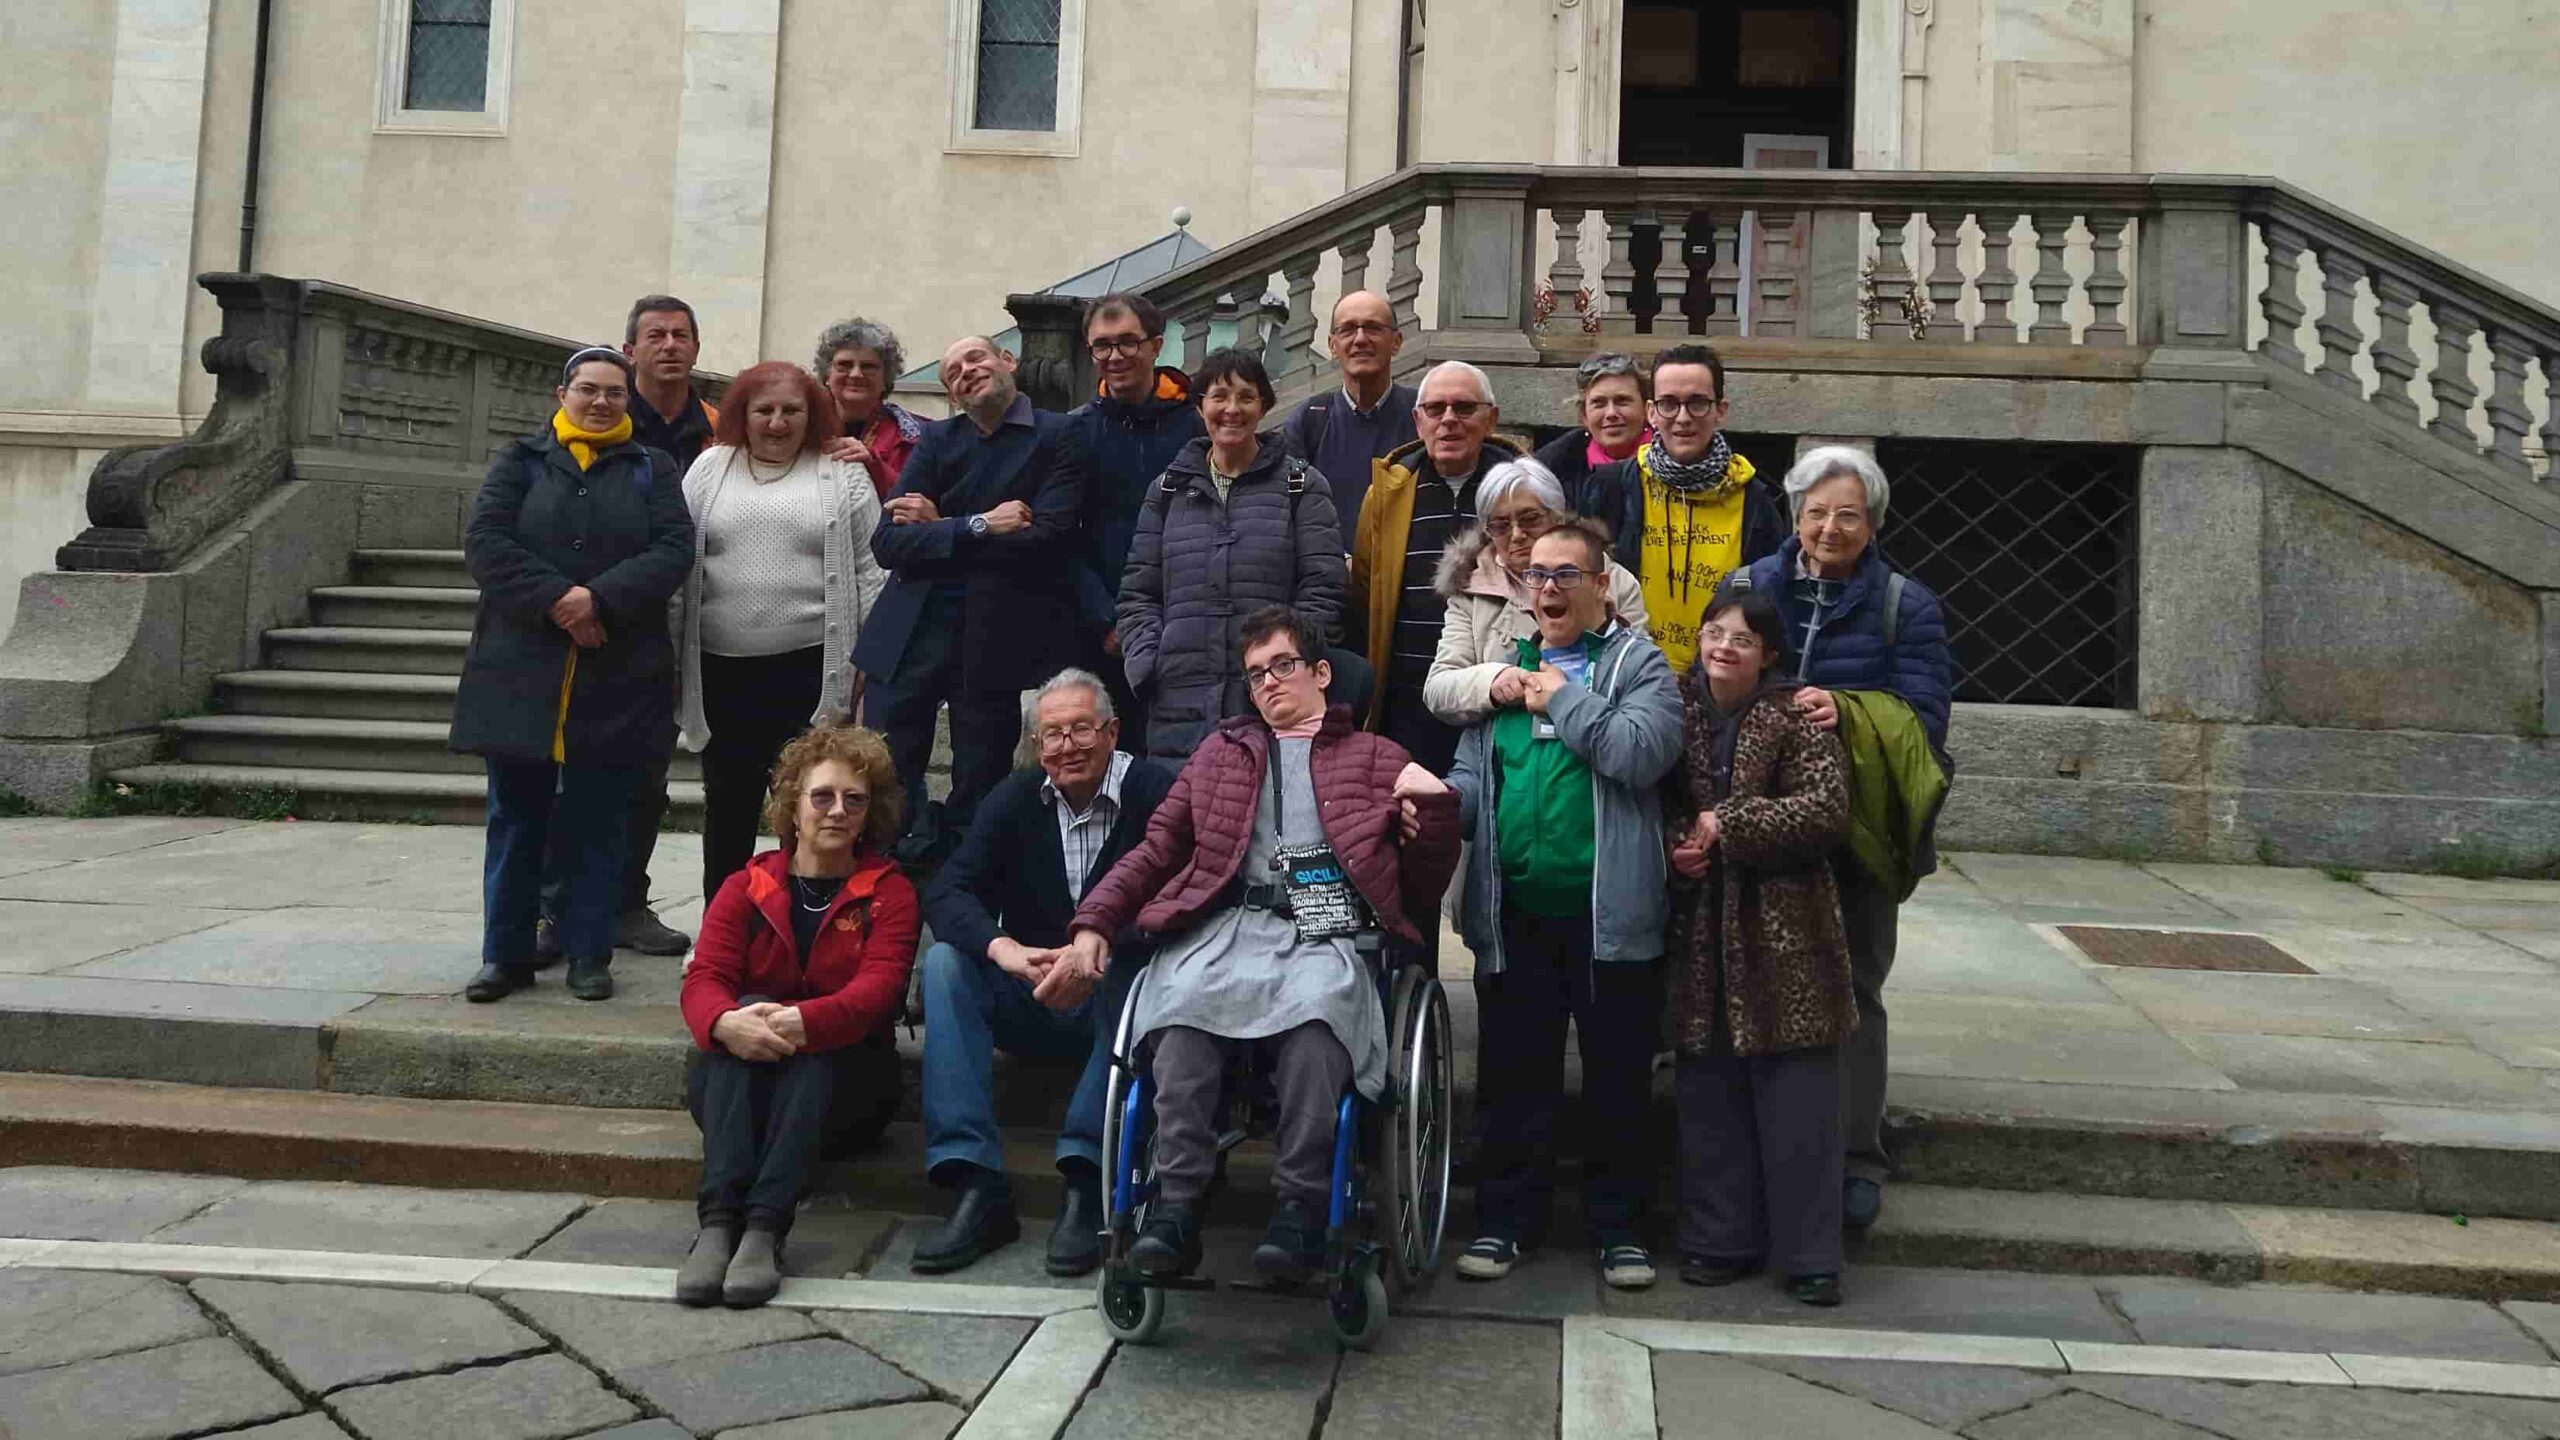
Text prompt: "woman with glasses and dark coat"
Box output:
[[453, 346, 694, 1005]]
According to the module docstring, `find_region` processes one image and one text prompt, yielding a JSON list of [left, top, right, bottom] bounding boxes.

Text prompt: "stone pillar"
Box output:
[[2137, 205, 2251, 352], [1005, 293, 1090, 414], [669, 0, 780, 373], [82, 0, 214, 413], [1432, 174, 1541, 365], [2138, 447, 2264, 723], [1249, 0, 1355, 231]]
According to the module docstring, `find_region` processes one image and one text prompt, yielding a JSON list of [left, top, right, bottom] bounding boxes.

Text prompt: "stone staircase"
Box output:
[[110, 549, 707, 824]]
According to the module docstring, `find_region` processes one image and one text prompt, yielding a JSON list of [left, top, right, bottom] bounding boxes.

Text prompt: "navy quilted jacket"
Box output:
[[1738, 538, 1953, 746]]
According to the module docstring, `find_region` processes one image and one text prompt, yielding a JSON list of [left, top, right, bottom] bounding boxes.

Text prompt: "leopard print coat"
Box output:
[[1665, 676, 1859, 1058]]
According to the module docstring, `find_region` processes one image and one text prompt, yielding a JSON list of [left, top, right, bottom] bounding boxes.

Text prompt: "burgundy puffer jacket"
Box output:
[[1073, 704, 1461, 945]]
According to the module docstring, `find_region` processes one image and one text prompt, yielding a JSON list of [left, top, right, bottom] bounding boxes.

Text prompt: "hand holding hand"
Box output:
[[549, 586, 598, 632], [885, 494, 942, 525], [767, 1006, 807, 1048], [1031, 952, 1097, 1011], [712, 1006, 796, 1062], [982, 499, 1033, 536], [1487, 666, 1530, 707], [1793, 685, 1839, 731], [1523, 663, 1569, 715], [988, 937, 1050, 982], [1391, 763, 1448, 799], [822, 434, 873, 468]]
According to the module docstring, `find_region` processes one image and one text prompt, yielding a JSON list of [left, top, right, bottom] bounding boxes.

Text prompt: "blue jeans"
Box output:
[[483, 759, 643, 968], [919, 940, 1111, 1180]]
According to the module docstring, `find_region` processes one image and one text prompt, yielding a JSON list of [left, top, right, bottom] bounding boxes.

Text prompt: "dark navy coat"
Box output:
[[1738, 537, 1954, 746], [851, 400, 1086, 693], [1058, 371, 1207, 634], [451, 431, 694, 766]]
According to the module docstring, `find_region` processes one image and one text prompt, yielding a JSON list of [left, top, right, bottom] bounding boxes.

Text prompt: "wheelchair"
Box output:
[[1094, 932, 1454, 1350]]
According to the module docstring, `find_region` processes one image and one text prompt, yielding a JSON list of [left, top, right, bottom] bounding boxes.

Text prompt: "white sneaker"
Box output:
[[1599, 1244, 1657, 1290], [1456, 1236, 1519, 1280]]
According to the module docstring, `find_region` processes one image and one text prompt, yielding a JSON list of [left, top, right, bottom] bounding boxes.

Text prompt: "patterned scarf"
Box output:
[[1640, 431, 1741, 500]]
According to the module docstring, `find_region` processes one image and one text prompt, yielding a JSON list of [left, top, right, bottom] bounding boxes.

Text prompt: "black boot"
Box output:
[[1252, 1198, 1325, 1283], [1130, 1201, 1202, 1278], [1046, 1166, 1104, 1277], [566, 956, 614, 1001], [464, 964, 531, 1003], [911, 1169, 1020, 1274], [614, 907, 692, 956]]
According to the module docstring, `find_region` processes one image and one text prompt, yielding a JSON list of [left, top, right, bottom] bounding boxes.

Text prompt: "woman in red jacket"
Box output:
[[675, 725, 919, 1308]]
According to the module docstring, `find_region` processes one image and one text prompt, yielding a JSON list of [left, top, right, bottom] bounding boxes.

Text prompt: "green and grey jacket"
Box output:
[[1447, 621, 1685, 973]]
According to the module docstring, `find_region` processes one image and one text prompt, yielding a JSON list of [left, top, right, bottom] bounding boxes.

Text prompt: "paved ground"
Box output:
[[4, 1167, 2558, 1439], [2, 816, 2556, 1117]]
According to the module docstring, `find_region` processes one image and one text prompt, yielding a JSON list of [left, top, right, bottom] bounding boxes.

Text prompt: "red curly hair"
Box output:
[[711, 361, 841, 455]]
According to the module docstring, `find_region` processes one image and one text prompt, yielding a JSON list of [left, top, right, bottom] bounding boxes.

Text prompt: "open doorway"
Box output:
[[1618, 1, 1854, 167]]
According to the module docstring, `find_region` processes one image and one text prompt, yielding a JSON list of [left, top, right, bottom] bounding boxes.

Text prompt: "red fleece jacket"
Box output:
[[680, 848, 919, 1054]]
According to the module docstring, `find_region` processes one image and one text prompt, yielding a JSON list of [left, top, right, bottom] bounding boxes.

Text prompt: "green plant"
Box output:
[[230, 785, 300, 822], [0, 787, 40, 818], [2429, 840, 2560, 882], [68, 780, 211, 818], [2320, 865, 2366, 885], [2254, 835, 2277, 866]]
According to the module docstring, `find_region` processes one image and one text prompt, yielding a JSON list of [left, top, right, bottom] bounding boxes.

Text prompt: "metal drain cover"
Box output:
[[2059, 926, 2314, 975]]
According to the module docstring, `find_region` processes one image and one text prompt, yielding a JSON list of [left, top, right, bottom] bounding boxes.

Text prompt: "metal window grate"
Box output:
[[2060, 927, 2314, 975], [404, 0, 492, 112], [1873, 441, 2139, 708], [974, 0, 1063, 131]]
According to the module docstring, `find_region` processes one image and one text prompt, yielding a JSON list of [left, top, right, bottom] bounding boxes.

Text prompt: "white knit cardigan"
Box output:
[[676, 445, 887, 752]]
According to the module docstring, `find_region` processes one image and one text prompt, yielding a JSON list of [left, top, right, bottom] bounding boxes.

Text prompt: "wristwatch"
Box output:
[[966, 513, 990, 537]]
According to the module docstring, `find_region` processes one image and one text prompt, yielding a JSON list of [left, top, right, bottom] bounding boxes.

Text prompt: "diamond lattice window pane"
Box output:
[[404, 0, 493, 112], [974, 0, 1062, 131], [1872, 441, 2139, 708]]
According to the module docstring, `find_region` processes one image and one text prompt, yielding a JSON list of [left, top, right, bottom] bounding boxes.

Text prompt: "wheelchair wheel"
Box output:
[[1098, 1270, 1165, 1344], [1329, 1256, 1391, 1350], [1379, 966, 1454, 1293]]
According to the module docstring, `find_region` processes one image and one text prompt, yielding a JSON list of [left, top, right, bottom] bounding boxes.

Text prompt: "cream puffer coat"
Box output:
[[1421, 525, 1649, 728]]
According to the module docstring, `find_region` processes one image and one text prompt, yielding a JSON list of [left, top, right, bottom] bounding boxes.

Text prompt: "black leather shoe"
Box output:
[[464, 964, 531, 1003], [565, 956, 614, 1001], [1843, 1177, 1884, 1231], [1679, 1256, 1762, 1288], [1130, 1202, 1201, 1278], [532, 917, 564, 968], [1786, 1272, 1844, 1307], [912, 1177, 1020, 1274], [1045, 1172, 1104, 1277], [1252, 1198, 1324, 1283], [614, 908, 693, 956]]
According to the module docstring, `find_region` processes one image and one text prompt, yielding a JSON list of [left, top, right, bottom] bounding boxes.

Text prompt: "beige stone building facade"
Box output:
[[6, 0, 2558, 641]]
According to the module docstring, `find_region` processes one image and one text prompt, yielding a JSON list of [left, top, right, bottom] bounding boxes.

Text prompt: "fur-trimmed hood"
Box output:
[[1433, 524, 1512, 603]]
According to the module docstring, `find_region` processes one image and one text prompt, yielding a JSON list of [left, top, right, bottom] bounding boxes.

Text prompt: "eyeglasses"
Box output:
[[1651, 394, 1723, 417], [1522, 565, 1589, 591], [803, 788, 871, 812], [1699, 626, 1763, 650], [1483, 511, 1553, 540], [1417, 400, 1486, 421], [1088, 334, 1153, 358], [1244, 654, 1309, 689], [566, 382, 628, 403], [1332, 321, 1395, 339], [1036, 720, 1107, 752], [1798, 505, 1869, 531]]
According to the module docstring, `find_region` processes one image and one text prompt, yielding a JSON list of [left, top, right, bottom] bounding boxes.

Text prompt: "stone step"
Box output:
[[102, 762, 709, 825], [214, 670, 460, 723], [350, 548, 471, 589], [309, 585, 480, 632], [8, 1072, 2557, 1300], [266, 626, 470, 676], [161, 715, 706, 782]]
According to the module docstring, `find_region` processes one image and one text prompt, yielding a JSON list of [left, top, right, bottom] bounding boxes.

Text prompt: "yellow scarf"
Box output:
[[552, 409, 634, 471], [1637, 449, 1754, 674]]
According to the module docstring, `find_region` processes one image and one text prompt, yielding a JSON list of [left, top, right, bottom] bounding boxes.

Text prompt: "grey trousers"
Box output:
[[1677, 1040, 1844, 1276], [1836, 866, 1900, 1185], [1150, 1023, 1352, 1209]]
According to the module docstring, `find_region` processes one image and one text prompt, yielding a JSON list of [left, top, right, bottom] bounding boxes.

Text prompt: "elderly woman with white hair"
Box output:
[[1727, 443, 1951, 1238], [815, 317, 925, 499], [1424, 457, 1649, 725]]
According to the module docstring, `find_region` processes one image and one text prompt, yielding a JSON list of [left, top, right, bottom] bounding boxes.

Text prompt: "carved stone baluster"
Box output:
[[2310, 246, 2368, 395], [1172, 298, 1218, 376], [2084, 212, 2129, 346], [2543, 350, 2560, 485], [2026, 212, 2073, 344], [1267, 250, 1322, 385], [2424, 298, 2482, 450], [2484, 328, 2536, 476], [2366, 271, 2424, 426], [1868, 209, 1915, 341], [1973, 212, 2019, 343], [1924, 211, 1968, 341], [1754, 210, 1801, 338], [1652, 208, 1690, 335], [1704, 215, 1742, 336], [1547, 208, 1586, 325], [2258, 222, 2309, 372], [1336, 228, 1374, 300], [1384, 208, 1427, 346], [1598, 208, 1640, 334]]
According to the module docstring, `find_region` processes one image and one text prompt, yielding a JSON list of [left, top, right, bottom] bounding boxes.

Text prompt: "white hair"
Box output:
[[1782, 445, 1890, 526], [1025, 667, 1116, 726], [1417, 360, 1495, 405], [1475, 457, 1568, 520]]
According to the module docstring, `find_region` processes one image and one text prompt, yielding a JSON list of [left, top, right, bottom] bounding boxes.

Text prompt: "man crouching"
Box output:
[[1056, 605, 1461, 1280]]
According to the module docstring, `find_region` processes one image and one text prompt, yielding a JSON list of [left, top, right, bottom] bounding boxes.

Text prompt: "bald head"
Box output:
[[1327, 290, 1403, 402], [939, 335, 1018, 425]]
